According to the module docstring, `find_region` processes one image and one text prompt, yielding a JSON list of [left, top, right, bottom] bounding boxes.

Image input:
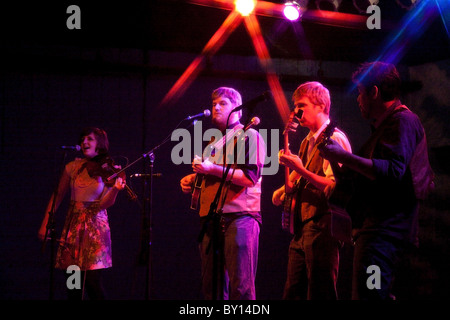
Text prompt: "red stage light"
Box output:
[[234, 0, 256, 16]]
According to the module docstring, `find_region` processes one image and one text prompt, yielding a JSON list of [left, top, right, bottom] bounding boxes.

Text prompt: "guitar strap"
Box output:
[[210, 123, 249, 217]]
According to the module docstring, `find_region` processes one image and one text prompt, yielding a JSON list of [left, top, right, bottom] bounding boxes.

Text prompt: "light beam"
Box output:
[[244, 13, 291, 123], [159, 10, 243, 108]]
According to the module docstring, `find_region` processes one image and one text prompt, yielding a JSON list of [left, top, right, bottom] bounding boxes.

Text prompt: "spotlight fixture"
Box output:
[[353, 0, 379, 14], [234, 0, 256, 16], [284, 1, 302, 21], [315, 0, 342, 11]]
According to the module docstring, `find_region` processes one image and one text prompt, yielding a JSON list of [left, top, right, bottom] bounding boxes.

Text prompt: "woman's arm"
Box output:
[[38, 169, 71, 240], [99, 177, 126, 211]]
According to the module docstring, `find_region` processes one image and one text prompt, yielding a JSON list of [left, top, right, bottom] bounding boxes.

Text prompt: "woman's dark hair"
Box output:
[[78, 127, 109, 156], [352, 61, 401, 102]]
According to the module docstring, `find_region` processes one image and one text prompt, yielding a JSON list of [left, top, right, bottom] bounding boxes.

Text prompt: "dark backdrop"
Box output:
[[1, 1, 449, 301]]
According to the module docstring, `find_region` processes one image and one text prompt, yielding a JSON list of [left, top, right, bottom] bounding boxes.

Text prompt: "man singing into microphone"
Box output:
[[180, 87, 266, 300]]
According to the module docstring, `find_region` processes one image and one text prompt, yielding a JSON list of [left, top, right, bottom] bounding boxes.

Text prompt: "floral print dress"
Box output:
[[55, 159, 112, 270]]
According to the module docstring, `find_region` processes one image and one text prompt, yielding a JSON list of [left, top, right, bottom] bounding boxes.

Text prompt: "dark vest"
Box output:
[[295, 137, 330, 223]]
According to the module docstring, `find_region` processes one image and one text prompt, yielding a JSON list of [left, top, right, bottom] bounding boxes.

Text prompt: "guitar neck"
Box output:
[[204, 125, 243, 158], [328, 159, 341, 183], [284, 131, 293, 191]]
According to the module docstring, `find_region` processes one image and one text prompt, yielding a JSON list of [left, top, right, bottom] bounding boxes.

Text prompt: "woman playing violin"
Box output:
[[38, 127, 126, 300]]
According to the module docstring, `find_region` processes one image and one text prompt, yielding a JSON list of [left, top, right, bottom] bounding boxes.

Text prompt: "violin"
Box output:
[[85, 154, 138, 201]]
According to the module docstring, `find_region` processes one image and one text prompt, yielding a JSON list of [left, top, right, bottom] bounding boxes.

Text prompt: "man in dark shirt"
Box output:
[[319, 61, 433, 299]]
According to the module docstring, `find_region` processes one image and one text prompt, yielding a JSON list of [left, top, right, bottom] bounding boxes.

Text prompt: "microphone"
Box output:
[[186, 110, 211, 120], [249, 116, 261, 126], [61, 145, 81, 151], [245, 117, 261, 130], [232, 91, 271, 112]]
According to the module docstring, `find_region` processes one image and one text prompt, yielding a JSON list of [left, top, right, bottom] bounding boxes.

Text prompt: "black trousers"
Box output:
[[283, 214, 341, 300], [65, 269, 106, 300]]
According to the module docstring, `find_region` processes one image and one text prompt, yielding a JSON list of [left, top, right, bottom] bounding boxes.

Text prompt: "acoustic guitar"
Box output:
[[190, 118, 261, 210]]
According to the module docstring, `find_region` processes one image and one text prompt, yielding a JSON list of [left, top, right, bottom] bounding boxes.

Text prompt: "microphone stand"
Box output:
[[197, 160, 233, 300], [107, 118, 196, 300], [141, 151, 154, 301], [42, 149, 69, 300], [106, 146, 159, 300]]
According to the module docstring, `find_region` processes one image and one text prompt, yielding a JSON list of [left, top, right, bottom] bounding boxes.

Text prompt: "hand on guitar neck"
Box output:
[[192, 155, 213, 175], [279, 149, 305, 184], [318, 137, 347, 168], [317, 132, 353, 186]]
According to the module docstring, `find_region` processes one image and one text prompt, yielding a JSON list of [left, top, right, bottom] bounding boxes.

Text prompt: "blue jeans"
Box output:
[[352, 232, 404, 300], [199, 214, 260, 300]]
